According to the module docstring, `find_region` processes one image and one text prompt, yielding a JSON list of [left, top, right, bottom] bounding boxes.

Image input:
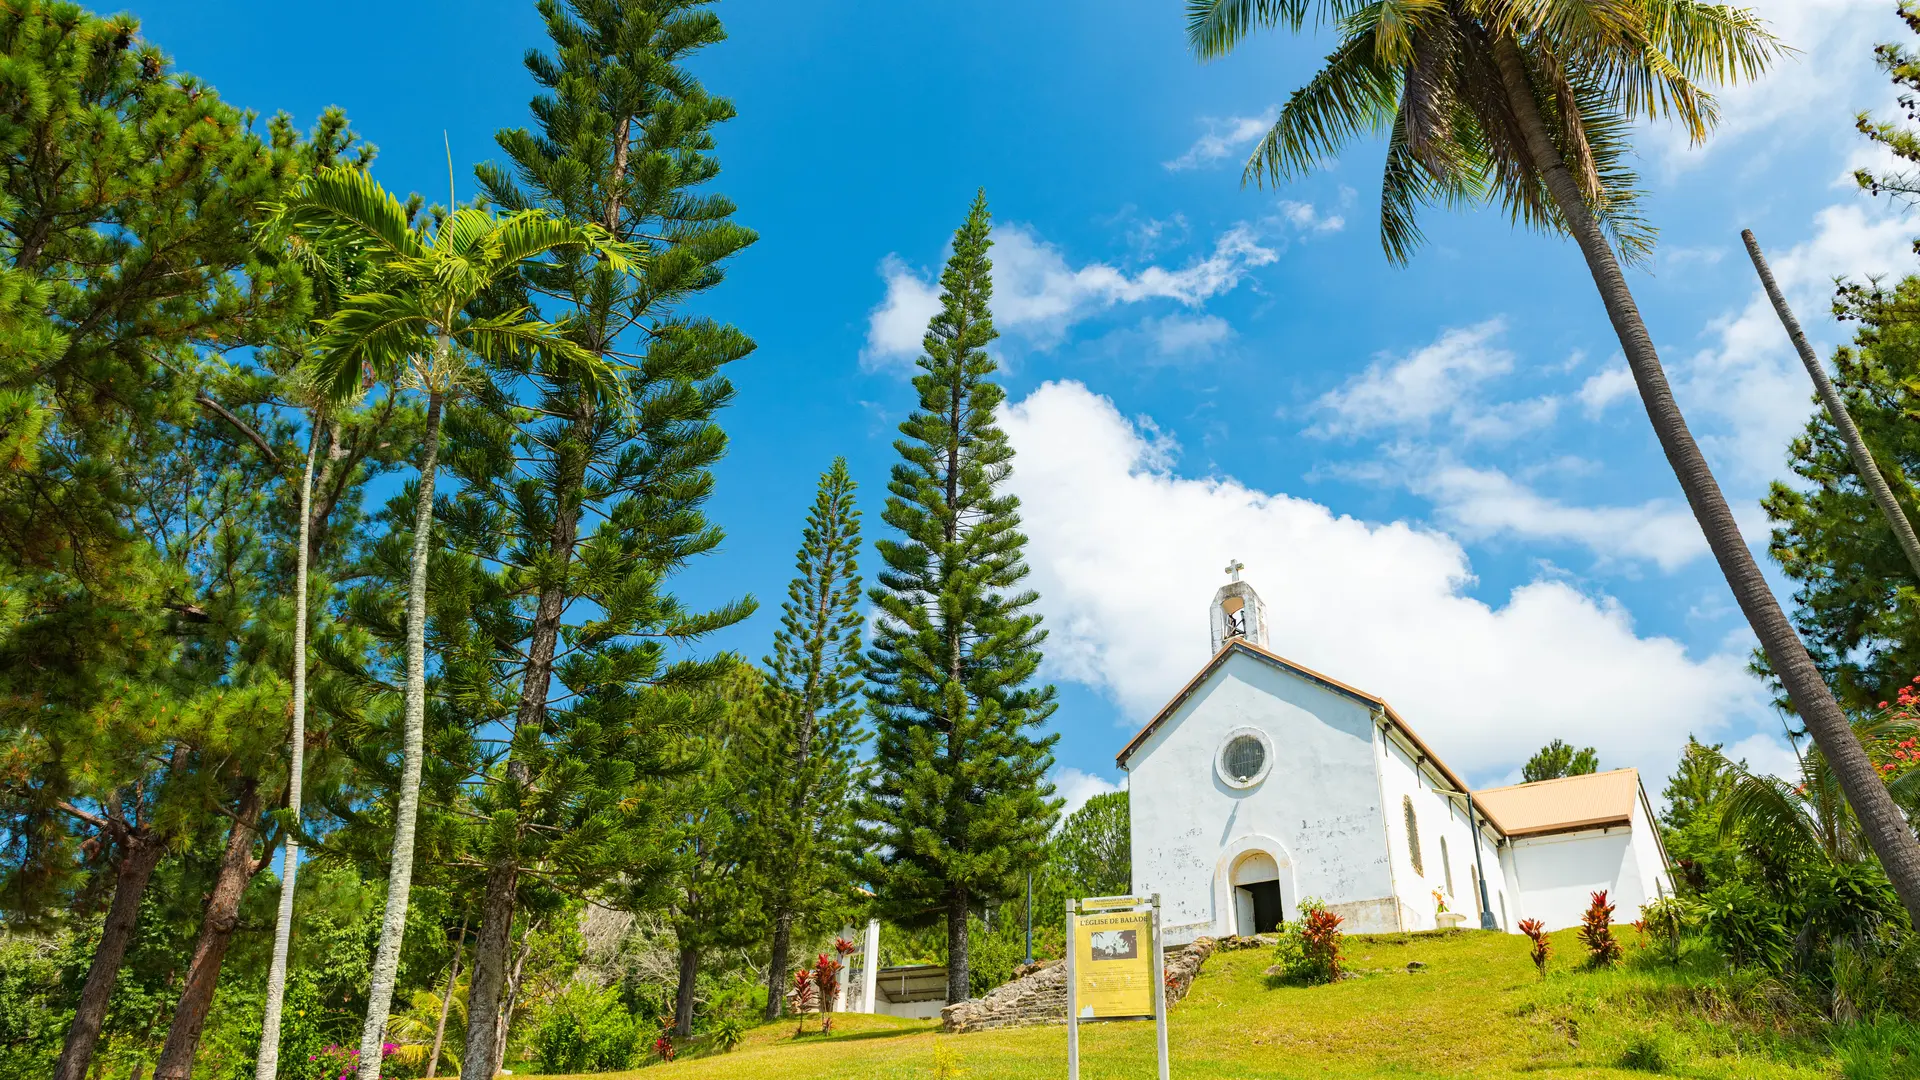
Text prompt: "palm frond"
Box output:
[[271, 166, 426, 262], [1379, 104, 1486, 263], [1186, 0, 1319, 58], [313, 292, 435, 400], [1245, 29, 1401, 186], [1719, 765, 1828, 857]]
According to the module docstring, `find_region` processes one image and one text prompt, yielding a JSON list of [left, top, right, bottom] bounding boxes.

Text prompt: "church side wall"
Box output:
[[1627, 787, 1676, 905], [1507, 828, 1638, 931], [1127, 652, 1394, 943], [1374, 733, 1497, 932]]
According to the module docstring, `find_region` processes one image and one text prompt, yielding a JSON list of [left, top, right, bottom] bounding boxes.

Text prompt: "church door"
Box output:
[[1230, 851, 1285, 935], [1236, 880, 1282, 930]]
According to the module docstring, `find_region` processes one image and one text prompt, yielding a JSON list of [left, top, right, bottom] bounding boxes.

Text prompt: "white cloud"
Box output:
[[1675, 202, 1911, 481], [1143, 313, 1232, 357], [1309, 319, 1554, 441], [1577, 364, 1637, 416], [1165, 107, 1277, 171], [1003, 380, 1766, 782], [1412, 462, 1706, 572], [1724, 732, 1805, 784], [864, 224, 1277, 365], [1052, 767, 1122, 820], [1276, 199, 1346, 234], [862, 255, 942, 370]]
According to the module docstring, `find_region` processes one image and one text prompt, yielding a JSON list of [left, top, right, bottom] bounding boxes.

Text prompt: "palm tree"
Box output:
[[1742, 229, 1920, 585], [1186, 0, 1920, 925], [271, 167, 636, 1079], [254, 222, 373, 1080]]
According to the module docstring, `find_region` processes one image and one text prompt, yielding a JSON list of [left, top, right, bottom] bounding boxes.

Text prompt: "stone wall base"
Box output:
[[941, 937, 1222, 1034]]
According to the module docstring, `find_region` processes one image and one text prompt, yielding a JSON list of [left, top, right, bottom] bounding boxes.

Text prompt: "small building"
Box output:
[[1119, 567, 1672, 943]]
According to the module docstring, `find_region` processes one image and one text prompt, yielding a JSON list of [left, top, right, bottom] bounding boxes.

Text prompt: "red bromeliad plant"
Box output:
[[1579, 891, 1622, 968], [1518, 918, 1550, 977], [1300, 904, 1345, 983]]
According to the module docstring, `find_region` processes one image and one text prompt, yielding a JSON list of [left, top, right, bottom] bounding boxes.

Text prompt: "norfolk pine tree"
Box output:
[[459, 0, 756, 1069], [861, 193, 1060, 1005], [743, 458, 867, 1020]]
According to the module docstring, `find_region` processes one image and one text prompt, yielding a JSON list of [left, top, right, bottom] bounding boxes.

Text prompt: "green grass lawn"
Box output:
[[542, 929, 1864, 1079]]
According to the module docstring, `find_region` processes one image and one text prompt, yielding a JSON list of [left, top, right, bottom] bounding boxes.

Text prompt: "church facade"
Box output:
[[1119, 572, 1673, 942]]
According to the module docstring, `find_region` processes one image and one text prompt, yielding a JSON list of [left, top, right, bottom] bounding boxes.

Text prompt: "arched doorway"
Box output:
[[1230, 851, 1284, 936]]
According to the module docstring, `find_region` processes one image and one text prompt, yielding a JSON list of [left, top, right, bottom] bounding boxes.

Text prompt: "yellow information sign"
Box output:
[[1071, 909, 1154, 1019]]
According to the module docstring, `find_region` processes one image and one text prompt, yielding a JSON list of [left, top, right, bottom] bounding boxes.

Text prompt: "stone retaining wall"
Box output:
[[941, 936, 1236, 1033]]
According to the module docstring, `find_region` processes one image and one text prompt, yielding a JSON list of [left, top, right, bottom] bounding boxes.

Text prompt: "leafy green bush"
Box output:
[[1269, 899, 1342, 985], [530, 982, 640, 1074], [1698, 881, 1789, 970], [0, 936, 68, 1080], [708, 1015, 747, 1052]]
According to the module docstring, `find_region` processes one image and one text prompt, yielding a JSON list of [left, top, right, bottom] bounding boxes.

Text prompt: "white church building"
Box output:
[[1120, 569, 1673, 942]]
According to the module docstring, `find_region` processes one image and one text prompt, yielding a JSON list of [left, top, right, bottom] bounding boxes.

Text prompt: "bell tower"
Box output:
[[1209, 559, 1269, 654]]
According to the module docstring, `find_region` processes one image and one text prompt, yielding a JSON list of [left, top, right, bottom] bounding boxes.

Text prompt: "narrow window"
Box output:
[[1499, 893, 1508, 929], [1403, 795, 1423, 876], [1440, 836, 1454, 897]]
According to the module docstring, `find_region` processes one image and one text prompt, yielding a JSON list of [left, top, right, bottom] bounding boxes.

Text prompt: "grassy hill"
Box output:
[[541, 928, 1906, 1079]]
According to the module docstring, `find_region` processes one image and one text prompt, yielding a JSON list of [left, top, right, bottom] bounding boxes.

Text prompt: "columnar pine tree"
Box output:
[[742, 458, 867, 1020], [860, 193, 1060, 1004], [458, 0, 755, 1070]]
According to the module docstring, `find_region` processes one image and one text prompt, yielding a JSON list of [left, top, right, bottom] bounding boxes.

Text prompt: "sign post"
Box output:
[[1065, 893, 1171, 1080]]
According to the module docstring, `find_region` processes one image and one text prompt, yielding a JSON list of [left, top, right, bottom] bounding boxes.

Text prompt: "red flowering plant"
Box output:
[[1299, 902, 1345, 984], [653, 1026, 676, 1062], [1518, 918, 1550, 977], [1867, 676, 1920, 782], [1579, 890, 1623, 968], [813, 952, 844, 1033]]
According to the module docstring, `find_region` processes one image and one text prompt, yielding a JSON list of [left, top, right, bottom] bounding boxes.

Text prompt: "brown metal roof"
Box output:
[[1471, 768, 1641, 838], [1113, 639, 1473, 797]]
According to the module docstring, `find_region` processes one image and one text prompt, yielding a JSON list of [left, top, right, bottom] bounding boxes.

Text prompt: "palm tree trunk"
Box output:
[[1488, 34, 1920, 926], [358, 388, 445, 1079], [425, 917, 466, 1079], [52, 828, 165, 1080], [154, 780, 264, 1080], [1743, 230, 1920, 583], [255, 424, 320, 1080]]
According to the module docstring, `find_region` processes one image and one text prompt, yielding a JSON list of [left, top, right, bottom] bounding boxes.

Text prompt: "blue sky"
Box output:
[[143, 0, 1918, 811]]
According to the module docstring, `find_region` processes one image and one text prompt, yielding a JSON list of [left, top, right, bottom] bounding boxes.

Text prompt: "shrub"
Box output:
[[1618, 1028, 1679, 1073], [1267, 899, 1342, 985], [709, 1015, 748, 1053], [1581, 890, 1623, 968], [1300, 900, 1344, 983], [1698, 881, 1789, 970], [530, 982, 640, 1074], [1639, 896, 1693, 967], [1518, 918, 1550, 977]]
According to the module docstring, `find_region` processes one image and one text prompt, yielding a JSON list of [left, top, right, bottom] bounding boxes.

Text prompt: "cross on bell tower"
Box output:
[[1209, 559, 1268, 654]]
